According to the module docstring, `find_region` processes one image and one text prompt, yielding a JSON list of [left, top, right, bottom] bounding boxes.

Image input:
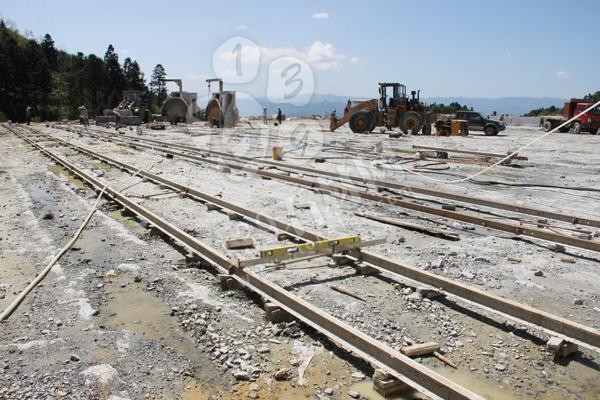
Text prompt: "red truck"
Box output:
[[541, 99, 600, 134]]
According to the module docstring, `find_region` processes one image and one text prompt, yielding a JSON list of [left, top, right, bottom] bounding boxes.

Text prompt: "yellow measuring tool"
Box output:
[[259, 235, 361, 259]]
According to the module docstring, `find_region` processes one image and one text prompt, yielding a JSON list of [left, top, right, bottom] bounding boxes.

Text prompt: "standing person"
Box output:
[[25, 106, 32, 125], [276, 107, 283, 125], [262, 107, 268, 125], [79, 106, 89, 126]]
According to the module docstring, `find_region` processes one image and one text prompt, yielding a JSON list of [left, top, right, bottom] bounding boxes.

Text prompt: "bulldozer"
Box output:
[[329, 83, 433, 135]]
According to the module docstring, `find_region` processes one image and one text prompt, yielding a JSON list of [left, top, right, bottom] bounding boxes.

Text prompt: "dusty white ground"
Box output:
[[1, 119, 599, 400]]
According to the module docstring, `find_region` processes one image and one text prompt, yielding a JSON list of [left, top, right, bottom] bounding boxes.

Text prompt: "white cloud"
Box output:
[[120, 49, 130, 55], [235, 24, 247, 31], [555, 70, 569, 80], [350, 57, 360, 64], [312, 12, 329, 19], [216, 41, 353, 71]]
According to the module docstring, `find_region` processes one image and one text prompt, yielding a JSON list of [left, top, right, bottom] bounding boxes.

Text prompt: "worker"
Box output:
[[262, 107, 268, 125], [276, 107, 283, 125], [25, 106, 31, 125], [79, 106, 89, 126]]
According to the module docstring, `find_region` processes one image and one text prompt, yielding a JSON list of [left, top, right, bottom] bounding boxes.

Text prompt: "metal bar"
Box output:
[[27, 128, 600, 351], [69, 129, 600, 253], [9, 126, 483, 400], [76, 126, 600, 229]]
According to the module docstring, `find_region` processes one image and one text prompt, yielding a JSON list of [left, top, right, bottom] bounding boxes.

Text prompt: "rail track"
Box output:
[[7, 124, 600, 399], [14, 125, 600, 352], [62, 124, 600, 254], [5, 123, 493, 400]]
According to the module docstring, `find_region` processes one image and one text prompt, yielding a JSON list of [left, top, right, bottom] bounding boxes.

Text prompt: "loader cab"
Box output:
[[379, 83, 406, 110]]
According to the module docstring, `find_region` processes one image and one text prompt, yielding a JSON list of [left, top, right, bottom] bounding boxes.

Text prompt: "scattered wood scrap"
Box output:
[[329, 285, 366, 302], [401, 342, 457, 368], [226, 238, 254, 250], [355, 213, 459, 241]]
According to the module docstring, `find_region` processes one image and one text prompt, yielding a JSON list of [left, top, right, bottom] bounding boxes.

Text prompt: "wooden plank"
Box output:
[[355, 212, 459, 241], [226, 238, 254, 250], [401, 342, 440, 357]]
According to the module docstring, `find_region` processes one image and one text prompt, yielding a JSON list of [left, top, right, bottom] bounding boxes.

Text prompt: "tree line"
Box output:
[[426, 102, 473, 114], [0, 20, 170, 123]]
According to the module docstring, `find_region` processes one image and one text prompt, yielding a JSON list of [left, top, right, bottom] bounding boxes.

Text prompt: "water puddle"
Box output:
[[349, 380, 425, 400], [107, 209, 148, 236], [102, 277, 192, 356], [48, 164, 86, 189], [0, 253, 35, 309]]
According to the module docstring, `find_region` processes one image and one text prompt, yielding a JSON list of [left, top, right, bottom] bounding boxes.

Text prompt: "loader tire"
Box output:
[[542, 120, 553, 132], [400, 111, 423, 135], [349, 111, 374, 133]]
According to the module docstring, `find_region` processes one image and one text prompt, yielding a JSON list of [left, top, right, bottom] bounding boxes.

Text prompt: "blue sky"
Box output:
[[1, 0, 598, 100]]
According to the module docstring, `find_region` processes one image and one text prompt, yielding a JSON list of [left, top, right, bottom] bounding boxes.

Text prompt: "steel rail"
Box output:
[[75, 125, 600, 229], [7, 125, 484, 400], [27, 128, 600, 351], [64, 126, 600, 253]]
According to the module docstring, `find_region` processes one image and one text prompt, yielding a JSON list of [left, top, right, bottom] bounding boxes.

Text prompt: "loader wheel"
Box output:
[[349, 111, 374, 133], [542, 121, 553, 132], [399, 111, 423, 135]]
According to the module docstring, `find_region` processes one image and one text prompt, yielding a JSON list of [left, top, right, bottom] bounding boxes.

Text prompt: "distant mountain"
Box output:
[[235, 94, 566, 118], [236, 93, 354, 118]]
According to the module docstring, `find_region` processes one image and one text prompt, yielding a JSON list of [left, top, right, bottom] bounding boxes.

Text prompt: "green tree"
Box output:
[[103, 44, 126, 107], [123, 57, 146, 90], [584, 91, 600, 102], [149, 63, 167, 110]]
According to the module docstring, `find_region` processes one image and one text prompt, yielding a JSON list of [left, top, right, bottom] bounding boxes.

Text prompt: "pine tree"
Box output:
[[149, 64, 167, 108], [123, 57, 146, 91], [103, 44, 126, 107]]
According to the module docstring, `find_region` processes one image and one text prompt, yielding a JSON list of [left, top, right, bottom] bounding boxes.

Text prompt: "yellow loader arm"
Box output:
[[329, 99, 377, 132]]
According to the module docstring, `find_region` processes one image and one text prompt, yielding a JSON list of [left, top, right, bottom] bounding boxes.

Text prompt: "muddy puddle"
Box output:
[[349, 380, 427, 400], [0, 253, 35, 309], [101, 275, 226, 394], [48, 164, 86, 189], [426, 321, 600, 400], [179, 340, 356, 400], [107, 209, 148, 235]]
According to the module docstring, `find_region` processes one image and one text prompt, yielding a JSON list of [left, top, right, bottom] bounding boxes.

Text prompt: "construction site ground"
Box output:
[[0, 120, 599, 400]]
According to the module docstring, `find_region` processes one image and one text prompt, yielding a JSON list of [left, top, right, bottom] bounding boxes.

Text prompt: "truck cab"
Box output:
[[455, 111, 506, 136], [564, 99, 600, 134]]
